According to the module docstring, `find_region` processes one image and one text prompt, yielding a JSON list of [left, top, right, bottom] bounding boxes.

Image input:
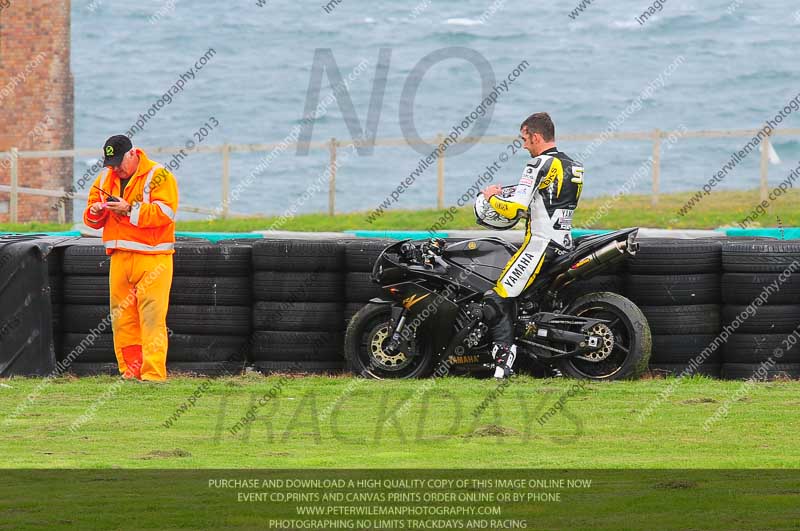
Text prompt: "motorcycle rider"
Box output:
[[480, 112, 584, 379]]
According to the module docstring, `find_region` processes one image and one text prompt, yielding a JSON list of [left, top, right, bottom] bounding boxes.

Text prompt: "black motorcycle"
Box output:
[[344, 228, 651, 380]]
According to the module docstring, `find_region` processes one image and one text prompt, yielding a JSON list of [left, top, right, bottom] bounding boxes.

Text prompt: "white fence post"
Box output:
[[221, 143, 231, 219], [436, 133, 445, 210], [760, 132, 770, 202], [10, 148, 19, 223], [329, 138, 337, 216], [0, 127, 797, 222], [651, 130, 661, 206]]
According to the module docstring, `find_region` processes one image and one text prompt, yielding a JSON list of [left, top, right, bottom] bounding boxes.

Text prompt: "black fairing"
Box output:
[[380, 280, 461, 356], [372, 230, 636, 300], [442, 238, 517, 283], [544, 228, 638, 273], [523, 228, 639, 299], [370, 229, 637, 354]]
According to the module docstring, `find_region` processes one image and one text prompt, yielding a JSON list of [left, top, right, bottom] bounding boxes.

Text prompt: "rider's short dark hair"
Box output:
[[520, 112, 555, 142]]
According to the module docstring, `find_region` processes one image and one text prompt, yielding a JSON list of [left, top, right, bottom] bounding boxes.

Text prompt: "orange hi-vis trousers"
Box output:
[[109, 251, 173, 381]]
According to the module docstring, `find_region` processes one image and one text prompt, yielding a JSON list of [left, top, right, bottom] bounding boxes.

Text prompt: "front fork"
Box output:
[[384, 304, 478, 361], [382, 306, 408, 356]]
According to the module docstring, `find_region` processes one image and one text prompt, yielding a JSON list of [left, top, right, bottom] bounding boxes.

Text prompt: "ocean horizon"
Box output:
[[70, 0, 800, 219]]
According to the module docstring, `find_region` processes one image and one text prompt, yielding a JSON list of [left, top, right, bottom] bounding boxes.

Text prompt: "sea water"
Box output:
[[71, 0, 800, 219]]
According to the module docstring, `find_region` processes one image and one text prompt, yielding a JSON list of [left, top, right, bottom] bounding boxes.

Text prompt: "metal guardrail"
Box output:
[[0, 127, 794, 223]]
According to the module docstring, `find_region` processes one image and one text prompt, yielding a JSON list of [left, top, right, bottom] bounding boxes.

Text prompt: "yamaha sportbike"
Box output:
[[344, 229, 651, 380]]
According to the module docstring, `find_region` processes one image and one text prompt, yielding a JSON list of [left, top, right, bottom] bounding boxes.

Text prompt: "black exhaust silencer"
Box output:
[[551, 239, 628, 293]]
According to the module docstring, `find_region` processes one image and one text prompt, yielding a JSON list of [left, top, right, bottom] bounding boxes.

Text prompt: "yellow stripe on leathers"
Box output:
[[522, 252, 548, 290], [493, 224, 533, 298], [571, 166, 584, 199], [538, 158, 564, 198], [489, 195, 527, 220]]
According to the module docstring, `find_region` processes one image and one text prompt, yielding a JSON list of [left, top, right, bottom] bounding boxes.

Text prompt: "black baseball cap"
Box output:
[[102, 135, 133, 167]]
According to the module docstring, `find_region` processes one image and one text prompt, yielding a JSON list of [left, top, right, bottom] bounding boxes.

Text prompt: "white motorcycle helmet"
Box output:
[[474, 185, 522, 231]]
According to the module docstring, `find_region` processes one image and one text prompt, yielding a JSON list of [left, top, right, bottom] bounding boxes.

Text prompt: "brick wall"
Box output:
[[0, 0, 73, 223]]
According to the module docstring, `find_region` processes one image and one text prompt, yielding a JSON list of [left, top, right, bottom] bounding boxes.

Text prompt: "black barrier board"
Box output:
[[0, 237, 67, 376]]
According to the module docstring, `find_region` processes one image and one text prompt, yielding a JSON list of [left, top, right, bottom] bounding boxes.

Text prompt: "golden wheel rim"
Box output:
[[578, 322, 615, 362], [370, 325, 409, 368]]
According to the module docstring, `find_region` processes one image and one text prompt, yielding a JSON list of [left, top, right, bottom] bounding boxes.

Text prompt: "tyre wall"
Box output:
[[2, 235, 799, 379], [719, 240, 800, 380], [251, 239, 345, 374], [624, 239, 724, 378], [58, 239, 252, 376]]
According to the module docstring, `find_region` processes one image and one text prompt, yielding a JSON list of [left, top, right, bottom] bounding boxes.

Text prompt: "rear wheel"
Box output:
[[556, 292, 651, 380], [344, 303, 435, 379]]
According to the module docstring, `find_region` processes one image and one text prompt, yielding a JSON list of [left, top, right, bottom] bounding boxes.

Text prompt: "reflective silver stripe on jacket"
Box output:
[[104, 240, 175, 252], [153, 200, 175, 220], [143, 165, 163, 203], [86, 170, 111, 225], [129, 202, 142, 226], [99, 169, 110, 190], [130, 165, 165, 227]]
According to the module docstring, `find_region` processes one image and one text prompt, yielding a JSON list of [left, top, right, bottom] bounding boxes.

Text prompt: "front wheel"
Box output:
[[344, 303, 436, 379], [556, 292, 651, 380]]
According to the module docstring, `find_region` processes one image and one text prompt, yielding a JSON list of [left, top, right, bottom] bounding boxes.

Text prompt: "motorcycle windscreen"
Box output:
[[443, 239, 514, 282]]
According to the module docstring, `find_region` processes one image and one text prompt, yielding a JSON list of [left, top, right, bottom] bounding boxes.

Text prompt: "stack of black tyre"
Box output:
[[60, 241, 113, 373], [624, 239, 724, 377], [720, 240, 800, 380], [166, 241, 252, 374], [342, 239, 388, 326], [59, 240, 252, 376], [251, 239, 345, 374]]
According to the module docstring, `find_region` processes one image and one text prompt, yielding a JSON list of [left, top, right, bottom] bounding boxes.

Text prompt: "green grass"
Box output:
[[0, 221, 74, 233], [2, 188, 797, 234], [3, 374, 799, 529], [2, 374, 798, 469], [1, 467, 798, 531]]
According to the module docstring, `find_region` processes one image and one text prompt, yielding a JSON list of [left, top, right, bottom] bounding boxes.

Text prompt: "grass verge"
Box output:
[[1, 188, 796, 234], [1, 374, 798, 469]]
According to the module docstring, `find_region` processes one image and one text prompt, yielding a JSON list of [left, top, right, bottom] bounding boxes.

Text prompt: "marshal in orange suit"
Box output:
[[83, 135, 179, 381]]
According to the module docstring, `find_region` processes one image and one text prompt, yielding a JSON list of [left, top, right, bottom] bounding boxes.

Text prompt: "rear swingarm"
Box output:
[[519, 312, 608, 359]]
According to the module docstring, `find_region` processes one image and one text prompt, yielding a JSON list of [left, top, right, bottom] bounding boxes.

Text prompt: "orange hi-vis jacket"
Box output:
[[83, 149, 179, 255]]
